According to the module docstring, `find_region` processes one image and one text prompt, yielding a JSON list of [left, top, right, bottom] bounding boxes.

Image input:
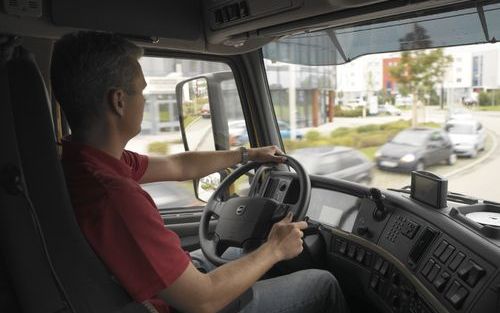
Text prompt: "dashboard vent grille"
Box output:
[[213, 1, 249, 25], [408, 227, 439, 267]]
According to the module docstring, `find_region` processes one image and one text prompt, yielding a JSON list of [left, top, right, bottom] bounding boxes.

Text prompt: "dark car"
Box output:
[[375, 128, 456, 172], [292, 146, 373, 184]]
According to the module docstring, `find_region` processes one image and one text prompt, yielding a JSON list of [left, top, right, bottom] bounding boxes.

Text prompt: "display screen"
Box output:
[[307, 188, 361, 232], [411, 172, 447, 209]]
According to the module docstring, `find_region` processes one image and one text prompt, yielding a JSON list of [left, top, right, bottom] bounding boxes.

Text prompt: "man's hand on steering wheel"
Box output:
[[266, 212, 308, 262], [249, 145, 287, 163]]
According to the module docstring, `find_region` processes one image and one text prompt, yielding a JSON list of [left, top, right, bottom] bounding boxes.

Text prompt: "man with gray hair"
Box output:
[[52, 31, 347, 313]]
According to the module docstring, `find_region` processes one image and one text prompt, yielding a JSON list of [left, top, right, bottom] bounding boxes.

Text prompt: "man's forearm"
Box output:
[[172, 149, 242, 180]]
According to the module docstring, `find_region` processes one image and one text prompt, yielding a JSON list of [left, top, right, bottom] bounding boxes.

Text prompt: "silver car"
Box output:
[[292, 146, 373, 184], [445, 119, 486, 158]]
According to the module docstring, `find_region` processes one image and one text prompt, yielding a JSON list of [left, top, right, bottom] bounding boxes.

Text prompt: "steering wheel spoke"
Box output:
[[215, 238, 230, 257], [206, 198, 225, 217]]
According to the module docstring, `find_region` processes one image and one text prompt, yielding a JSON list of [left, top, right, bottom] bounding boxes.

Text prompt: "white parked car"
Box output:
[[445, 119, 486, 158], [446, 107, 473, 121], [378, 103, 402, 116]]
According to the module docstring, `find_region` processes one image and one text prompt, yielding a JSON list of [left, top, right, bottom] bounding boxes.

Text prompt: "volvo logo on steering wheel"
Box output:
[[236, 205, 246, 216]]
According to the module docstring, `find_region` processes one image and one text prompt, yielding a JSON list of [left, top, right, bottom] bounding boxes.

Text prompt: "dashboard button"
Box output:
[[433, 240, 448, 258], [421, 259, 435, 277], [439, 245, 455, 263], [433, 271, 451, 292], [356, 248, 366, 264], [374, 257, 383, 272], [458, 260, 485, 287], [402, 219, 420, 239], [380, 261, 389, 277], [347, 244, 357, 259], [427, 263, 441, 282], [445, 281, 469, 309], [448, 252, 465, 272], [336, 239, 347, 255], [391, 272, 401, 286], [364, 251, 373, 267]]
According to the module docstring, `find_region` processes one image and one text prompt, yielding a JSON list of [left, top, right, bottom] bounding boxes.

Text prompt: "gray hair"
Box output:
[[51, 31, 144, 131]]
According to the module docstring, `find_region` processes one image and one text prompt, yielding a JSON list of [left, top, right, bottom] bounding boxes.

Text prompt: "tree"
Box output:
[[389, 24, 452, 126], [378, 89, 395, 105]]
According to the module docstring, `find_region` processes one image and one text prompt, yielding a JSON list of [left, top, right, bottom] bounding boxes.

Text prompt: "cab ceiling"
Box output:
[[0, 0, 473, 55]]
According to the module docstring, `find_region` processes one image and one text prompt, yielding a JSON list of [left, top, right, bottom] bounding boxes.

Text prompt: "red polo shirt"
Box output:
[[62, 140, 190, 313]]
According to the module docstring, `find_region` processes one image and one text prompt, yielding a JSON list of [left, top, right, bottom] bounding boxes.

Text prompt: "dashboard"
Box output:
[[257, 169, 500, 313]]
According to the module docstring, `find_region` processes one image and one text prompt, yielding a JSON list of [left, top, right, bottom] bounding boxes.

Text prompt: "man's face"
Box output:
[[122, 67, 147, 138]]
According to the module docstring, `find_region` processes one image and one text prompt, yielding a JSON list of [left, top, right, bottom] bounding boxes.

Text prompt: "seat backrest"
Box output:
[[0, 37, 150, 313]]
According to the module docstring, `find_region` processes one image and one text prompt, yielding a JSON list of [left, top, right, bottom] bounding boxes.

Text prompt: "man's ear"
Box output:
[[108, 88, 126, 117]]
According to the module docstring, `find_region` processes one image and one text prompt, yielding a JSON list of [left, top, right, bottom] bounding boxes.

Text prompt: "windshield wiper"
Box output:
[[388, 187, 480, 205], [446, 192, 480, 205]]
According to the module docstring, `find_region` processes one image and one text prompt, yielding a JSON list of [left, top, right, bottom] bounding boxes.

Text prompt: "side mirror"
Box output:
[[175, 72, 237, 202], [175, 77, 211, 151]]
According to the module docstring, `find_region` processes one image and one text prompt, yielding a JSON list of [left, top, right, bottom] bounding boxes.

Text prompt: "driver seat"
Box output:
[[0, 36, 151, 313]]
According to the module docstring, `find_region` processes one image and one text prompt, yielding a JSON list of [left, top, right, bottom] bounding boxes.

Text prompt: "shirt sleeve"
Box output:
[[80, 186, 190, 302], [121, 150, 149, 181]]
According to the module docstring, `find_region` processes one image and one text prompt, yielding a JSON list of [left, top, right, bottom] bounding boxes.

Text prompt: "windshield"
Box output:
[[446, 124, 475, 134], [263, 6, 500, 203], [391, 131, 428, 146]]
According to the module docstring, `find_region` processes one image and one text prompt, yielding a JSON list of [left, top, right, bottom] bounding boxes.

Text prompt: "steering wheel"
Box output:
[[199, 155, 311, 265]]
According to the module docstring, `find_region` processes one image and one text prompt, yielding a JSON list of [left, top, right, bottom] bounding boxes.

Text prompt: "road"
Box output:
[[445, 111, 500, 201], [371, 110, 500, 202]]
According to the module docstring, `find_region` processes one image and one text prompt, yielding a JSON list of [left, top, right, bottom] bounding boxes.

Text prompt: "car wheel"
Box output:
[[415, 161, 424, 171], [447, 153, 457, 165]]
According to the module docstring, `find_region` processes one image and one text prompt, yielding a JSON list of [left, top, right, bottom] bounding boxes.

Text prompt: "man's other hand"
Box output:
[[248, 145, 286, 163], [266, 212, 308, 261]]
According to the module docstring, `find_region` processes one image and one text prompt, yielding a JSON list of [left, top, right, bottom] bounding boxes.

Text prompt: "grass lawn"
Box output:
[[478, 105, 500, 111], [360, 146, 379, 160]]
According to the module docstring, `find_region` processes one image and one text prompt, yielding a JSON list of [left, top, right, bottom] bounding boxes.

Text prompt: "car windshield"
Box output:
[[446, 124, 475, 134], [391, 131, 429, 146], [263, 4, 500, 202]]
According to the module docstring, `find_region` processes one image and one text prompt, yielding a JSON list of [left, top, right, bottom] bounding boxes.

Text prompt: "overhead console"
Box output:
[[203, 0, 389, 45], [205, 0, 392, 30]]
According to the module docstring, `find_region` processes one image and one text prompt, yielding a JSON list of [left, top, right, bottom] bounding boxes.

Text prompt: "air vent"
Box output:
[[3, 0, 42, 17], [213, 1, 249, 25]]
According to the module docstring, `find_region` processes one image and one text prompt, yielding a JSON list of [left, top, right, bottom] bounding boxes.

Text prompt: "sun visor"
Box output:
[[263, 3, 500, 66], [50, 0, 203, 41]]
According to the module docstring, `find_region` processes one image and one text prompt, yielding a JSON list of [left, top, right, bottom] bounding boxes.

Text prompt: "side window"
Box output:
[[126, 56, 249, 210]]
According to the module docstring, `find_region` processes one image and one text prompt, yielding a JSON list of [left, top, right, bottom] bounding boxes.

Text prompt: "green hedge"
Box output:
[[148, 141, 170, 155], [285, 119, 440, 153]]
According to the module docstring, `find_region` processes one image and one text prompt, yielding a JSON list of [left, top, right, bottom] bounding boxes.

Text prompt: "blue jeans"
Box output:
[[189, 249, 349, 313]]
